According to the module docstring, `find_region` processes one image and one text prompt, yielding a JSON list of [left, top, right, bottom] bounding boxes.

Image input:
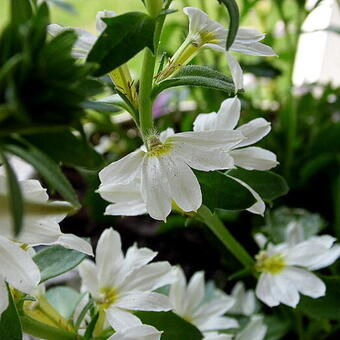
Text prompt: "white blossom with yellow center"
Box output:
[[98, 128, 245, 221], [255, 234, 340, 307], [78, 228, 175, 332]]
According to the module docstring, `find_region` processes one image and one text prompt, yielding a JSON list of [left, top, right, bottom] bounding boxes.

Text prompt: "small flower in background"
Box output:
[[78, 228, 174, 332], [98, 127, 244, 221], [158, 7, 276, 89], [193, 96, 278, 215], [0, 174, 93, 256], [168, 268, 238, 339], [0, 235, 40, 315], [254, 222, 340, 307], [108, 324, 162, 340], [228, 282, 256, 316]]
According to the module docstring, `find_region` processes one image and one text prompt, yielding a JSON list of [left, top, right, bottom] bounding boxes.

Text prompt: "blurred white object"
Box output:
[[0, 156, 34, 180], [293, 0, 340, 86]]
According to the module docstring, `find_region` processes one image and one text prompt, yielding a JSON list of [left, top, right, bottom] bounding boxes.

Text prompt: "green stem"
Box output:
[[196, 205, 255, 268], [21, 315, 81, 340], [138, 3, 170, 141]]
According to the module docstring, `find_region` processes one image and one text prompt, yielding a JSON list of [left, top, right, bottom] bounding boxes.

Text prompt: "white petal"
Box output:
[[235, 315, 267, 340], [56, 234, 93, 256], [116, 291, 172, 311], [159, 155, 202, 212], [105, 201, 147, 216], [141, 156, 172, 221], [96, 229, 124, 288], [286, 222, 305, 246], [193, 112, 218, 132], [96, 10, 116, 34], [99, 149, 144, 185], [235, 28, 265, 43], [108, 325, 162, 340], [169, 267, 188, 316], [0, 236, 40, 294], [78, 259, 99, 298], [116, 244, 157, 286], [216, 97, 241, 130], [106, 307, 142, 332], [199, 316, 238, 331], [159, 128, 175, 142], [226, 52, 243, 90], [227, 175, 265, 216], [231, 41, 276, 56], [309, 245, 340, 270], [0, 278, 9, 316], [204, 334, 233, 340], [255, 273, 280, 307], [120, 262, 175, 292], [20, 179, 48, 201], [98, 181, 143, 204], [235, 118, 271, 148], [230, 147, 278, 170], [271, 272, 300, 307], [186, 272, 205, 312], [282, 267, 325, 299]]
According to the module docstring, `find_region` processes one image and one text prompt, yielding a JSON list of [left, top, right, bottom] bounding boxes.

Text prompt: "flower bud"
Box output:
[[145, 0, 163, 18]]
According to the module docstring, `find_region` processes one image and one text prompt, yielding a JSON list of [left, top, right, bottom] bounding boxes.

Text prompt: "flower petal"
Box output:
[[234, 28, 265, 43], [78, 259, 99, 298], [255, 273, 280, 307], [108, 325, 162, 340], [99, 149, 144, 185], [235, 315, 267, 340], [106, 306, 142, 332], [0, 236, 40, 294], [186, 271, 205, 312], [56, 234, 93, 256], [226, 52, 243, 90], [105, 201, 147, 216], [199, 316, 238, 331], [169, 267, 188, 316], [235, 118, 271, 148], [141, 156, 172, 221], [271, 271, 300, 307], [159, 156, 202, 213], [96, 229, 124, 288], [96, 10, 116, 34], [116, 291, 172, 312], [282, 267, 325, 299], [216, 97, 241, 130], [193, 112, 218, 132], [0, 278, 9, 316], [231, 41, 276, 56], [230, 147, 278, 170]]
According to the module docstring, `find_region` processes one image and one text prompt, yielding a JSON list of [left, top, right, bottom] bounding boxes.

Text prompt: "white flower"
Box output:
[[228, 282, 256, 316], [108, 325, 162, 340], [0, 235, 41, 315], [162, 7, 276, 89], [255, 234, 340, 307], [169, 268, 238, 339], [0, 175, 92, 255], [234, 315, 267, 340], [98, 127, 244, 221], [193, 96, 278, 215], [48, 10, 116, 59], [78, 228, 174, 332]]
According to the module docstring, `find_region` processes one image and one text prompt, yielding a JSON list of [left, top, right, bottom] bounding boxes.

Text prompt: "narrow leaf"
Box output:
[[0, 286, 22, 340], [87, 12, 155, 76], [33, 245, 87, 283], [195, 170, 256, 211], [218, 0, 240, 50], [0, 152, 24, 235], [4, 140, 80, 207], [152, 65, 235, 98], [11, 0, 33, 26]]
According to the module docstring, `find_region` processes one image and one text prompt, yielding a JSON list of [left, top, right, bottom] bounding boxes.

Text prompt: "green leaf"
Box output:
[[47, 287, 81, 319], [194, 170, 256, 211], [11, 0, 33, 26], [0, 152, 23, 235], [26, 131, 104, 170], [87, 12, 155, 76], [135, 311, 203, 340], [33, 245, 87, 283], [4, 140, 80, 208], [84, 313, 99, 340], [218, 0, 240, 50], [227, 169, 289, 201], [0, 286, 22, 340], [298, 276, 340, 320], [152, 65, 235, 98]]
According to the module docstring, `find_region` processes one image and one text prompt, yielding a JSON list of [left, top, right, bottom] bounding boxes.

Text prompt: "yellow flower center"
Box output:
[[255, 251, 286, 274], [146, 136, 173, 157], [97, 287, 118, 309], [199, 31, 220, 45]]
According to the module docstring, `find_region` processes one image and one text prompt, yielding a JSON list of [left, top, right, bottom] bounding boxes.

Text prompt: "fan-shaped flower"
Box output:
[[168, 268, 238, 339], [158, 7, 276, 89], [78, 228, 174, 332], [193, 96, 278, 215], [255, 233, 340, 307], [98, 128, 245, 221], [0, 174, 92, 255]]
